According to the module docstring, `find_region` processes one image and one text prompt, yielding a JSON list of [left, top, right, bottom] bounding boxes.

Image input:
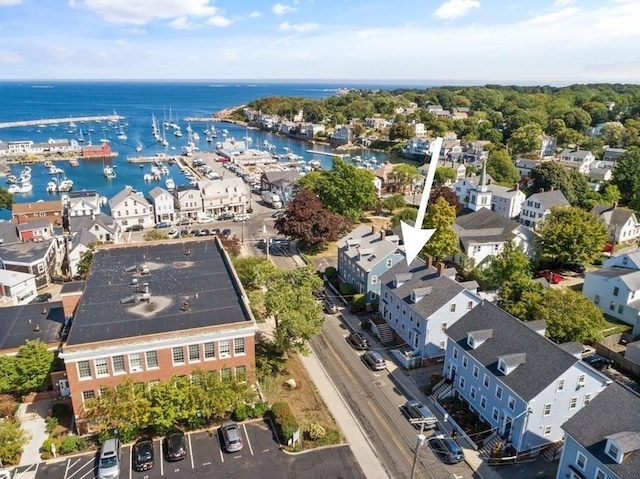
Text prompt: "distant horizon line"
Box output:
[[0, 79, 637, 88]]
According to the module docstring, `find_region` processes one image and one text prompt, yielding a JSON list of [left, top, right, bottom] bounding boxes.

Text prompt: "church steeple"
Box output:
[[467, 160, 492, 211], [478, 160, 488, 193]]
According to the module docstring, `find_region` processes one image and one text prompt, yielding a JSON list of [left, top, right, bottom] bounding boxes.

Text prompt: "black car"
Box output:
[[583, 354, 613, 370], [125, 224, 144, 232], [164, 430, 186, 461], [29, 292, 52, 304], [222, 228, 232, 238], [563, 263, 586, 273], [132, 438, 154, 471], [346, 332, 370, 351], [218, 212, 234, 221]]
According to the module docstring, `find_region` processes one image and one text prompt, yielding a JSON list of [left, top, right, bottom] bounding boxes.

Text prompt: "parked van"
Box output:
[[97, 438, 121, 479], [362, 351, 387, 371], [428, 430, 464, 464]]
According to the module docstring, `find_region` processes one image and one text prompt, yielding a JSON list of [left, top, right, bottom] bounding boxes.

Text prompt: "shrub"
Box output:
[[59, 435, 87, 455], [51, 402, 70, 418], [351, 294, 366, 313], [270, 401, 299, 443], [41, 437, 61, 457], [324, 267, 337, 279], [45, 416, 59, 434], [249, 401, 269, 418], [308, 423, 325, 441], [360, 319, 372, 331], [0, 394, 15, 417], [317, 428, 342, 446], [233, 404, 249, 422], [339, 282, 356, 296]]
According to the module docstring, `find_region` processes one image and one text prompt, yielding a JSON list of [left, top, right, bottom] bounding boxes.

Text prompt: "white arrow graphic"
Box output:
[[401, 136, 444, 265]]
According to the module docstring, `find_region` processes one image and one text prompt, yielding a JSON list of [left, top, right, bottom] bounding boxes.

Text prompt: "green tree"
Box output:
[[299, 157, 377, 222], [0, 356, 18, 393], [420, 197, 458, 262], [476, 240, 531, 289], [529, 162, 576, 205], [232, 257, 278, 291], [389, 163, 421, 192], [434, 166, 456, 185], [76, 248, 95, 279], [265, 266, 324, 355], [381, 194, 406, 214], [508, 123, 543, 154], [612, 146, 640, 206], [529, 289, 607, 344], [486, 148, 519, 185], [0, 187, 13, 210], [536, 206, 609, 265], [274, 189, 351, 251], [0, 417, 29, 466], [14, 340, 54, 394], [390, 207, 418, 228]]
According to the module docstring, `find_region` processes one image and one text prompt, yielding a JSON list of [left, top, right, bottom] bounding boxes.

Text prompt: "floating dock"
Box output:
[[0, 115, 125, 129], [306, 150, 350, 159], [126, 155, 180, 163]]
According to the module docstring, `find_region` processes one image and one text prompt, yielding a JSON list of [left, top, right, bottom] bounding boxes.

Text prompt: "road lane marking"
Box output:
[[202, 461, 212, 466], [242, 423, 254, 456], [216, 432, 225, 463]]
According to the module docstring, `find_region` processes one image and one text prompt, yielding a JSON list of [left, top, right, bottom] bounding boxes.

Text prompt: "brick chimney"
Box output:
[[612, 202, 618, 210], [437, 262, 446, 276], [425, 255, 433, 269], [539, 188, 544, 193], [515, 183, 520, 191], [379, 230, 386, 241]]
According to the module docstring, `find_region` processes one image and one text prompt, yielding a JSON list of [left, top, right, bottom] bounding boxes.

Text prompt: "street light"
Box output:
[[409, 419, 444, 479]]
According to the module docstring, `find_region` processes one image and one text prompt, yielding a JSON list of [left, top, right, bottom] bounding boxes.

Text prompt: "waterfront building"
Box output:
[[108, 186, 154, 229], [198, 178, 248, 218], [67, 191, 101, 217], [330, 125, 353, 146], [0, 138, 81, 157], [260, 171, 301, 204], [59, 239, 258, 433], [148, 186, 176, 224], [12, 200, 63, 226], [174, 185, 203, 220]]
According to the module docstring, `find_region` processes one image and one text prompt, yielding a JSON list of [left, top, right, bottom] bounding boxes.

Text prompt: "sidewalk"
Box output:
[[17, 400, 52, 466], [338, 309, 503, 479]]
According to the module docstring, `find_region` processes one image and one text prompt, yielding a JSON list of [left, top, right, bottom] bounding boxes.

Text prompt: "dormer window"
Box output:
[[498, 358, 507, 374], [468, 336, 476, 349], [623, 257, 628, 265], [607, 442, 620, 461], [466, 329, 493, 349], [497, 353, 526, 375]]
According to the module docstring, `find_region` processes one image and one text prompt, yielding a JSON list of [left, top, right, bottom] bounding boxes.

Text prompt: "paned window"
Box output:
[[78, 360, 91, 378], [234, 338, 245, 355], [204, 342, 216, 359], [188, 344, 200, 361], [146, 351, 159, 368], [94, 358, 108, 376], [172, 346, 185, 364], [82, 390, 95, 402], [219, 340, 231, 357], [112, 355, 126, 374], [129, 353, 142, 372]]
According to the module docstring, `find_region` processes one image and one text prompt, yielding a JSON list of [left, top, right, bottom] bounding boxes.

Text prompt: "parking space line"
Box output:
[[242, 423, 254, 456], [215, 430, 225, 463], [65, 458, 95, 479], [160, 448, 164, 476], [188, 433, 195, 469], [64, 458, 72, 479], [14, 463, 38, 479]]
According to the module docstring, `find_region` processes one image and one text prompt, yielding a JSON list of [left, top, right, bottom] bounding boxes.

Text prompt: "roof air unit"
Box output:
[[120, 295, 136, 305]]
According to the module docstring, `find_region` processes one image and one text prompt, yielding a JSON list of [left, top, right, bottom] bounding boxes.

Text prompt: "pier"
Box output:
[[127, 155, 180, 164], [182, 117, 219, 123], [0, 115, 125, 129], [306, 149, 350, 159]]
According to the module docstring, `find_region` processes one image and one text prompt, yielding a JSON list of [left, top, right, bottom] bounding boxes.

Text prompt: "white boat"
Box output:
[[143, 174, 154, 182], [7, 185, 20, 194], [162, 138, 169, 147], [103, 165, 116, 179], [49, 167, 64, 175], [192, 133, 200, 141], [58, 179, 73, 192], [174, 129, 183, 137], [6, 175, 17, 184], [116, 121, 127, 140], [161, 166, 169, 175], [46, 181, 58, 193], [99, 196, 107, 206], [69, 159, 79, 167], [77, 127, 85, 143], [165, 178, 175, 190], [17, 182, 33, 193], [22, 166, 31, 174], [19, 173, 32, 183], [44, 160, 53, 169]]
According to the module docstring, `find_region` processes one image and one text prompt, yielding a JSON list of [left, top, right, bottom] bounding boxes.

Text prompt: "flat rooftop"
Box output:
[[0, 301, 65, 350], [66, 239, 251, 346]]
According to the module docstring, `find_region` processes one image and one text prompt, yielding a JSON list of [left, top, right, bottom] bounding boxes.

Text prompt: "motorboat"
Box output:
[[6, 175, 17, 184], [103, 165, 116, 179], [165, 178, 175, 190], [69, 159, 79, 167], [58, 179, 73, 192], [44, 160, 53, 169], [49, 167, 64, 175], [46, 181, 58, 193]]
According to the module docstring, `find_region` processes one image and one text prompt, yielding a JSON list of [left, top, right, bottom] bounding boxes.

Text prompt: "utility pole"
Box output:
[[409, 418, 443, 479]]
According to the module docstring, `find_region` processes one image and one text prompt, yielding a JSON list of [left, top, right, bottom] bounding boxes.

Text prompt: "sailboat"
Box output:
[[77, 127, 85, 143], [116, 121, 127, 140]]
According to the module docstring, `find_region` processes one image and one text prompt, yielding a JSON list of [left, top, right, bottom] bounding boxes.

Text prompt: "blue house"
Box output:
[[336, 225, 404, 304], [557, 382, 640, 479], [443, 302, 610, 454], [378, 256, 481, 362]]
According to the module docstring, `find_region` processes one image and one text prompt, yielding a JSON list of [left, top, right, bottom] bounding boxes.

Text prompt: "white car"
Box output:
[[197, 216, 213, 224], [233, 214, 250, 222], [167, 228, 179, 238]]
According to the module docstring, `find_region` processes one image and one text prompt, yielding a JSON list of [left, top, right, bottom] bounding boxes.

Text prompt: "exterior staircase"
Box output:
[[430, 379, 452, 400], [541, 440, 564, 462], [478, 432, 502, 460], [375, 321, 395, 346]]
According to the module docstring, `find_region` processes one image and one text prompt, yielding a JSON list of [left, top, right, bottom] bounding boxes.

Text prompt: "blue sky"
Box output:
[[1, 0, 639, 84]]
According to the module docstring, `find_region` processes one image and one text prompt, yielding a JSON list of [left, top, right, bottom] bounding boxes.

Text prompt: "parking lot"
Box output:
[[11, 420, 364, 479]]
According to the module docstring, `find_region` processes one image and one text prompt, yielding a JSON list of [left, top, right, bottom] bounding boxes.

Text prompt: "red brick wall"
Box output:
[[65, 332, 256, 418]]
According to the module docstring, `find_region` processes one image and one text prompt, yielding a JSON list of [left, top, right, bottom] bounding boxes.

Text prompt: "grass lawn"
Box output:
[[601, 316, 633, 336], [260, 353, 343, 449]]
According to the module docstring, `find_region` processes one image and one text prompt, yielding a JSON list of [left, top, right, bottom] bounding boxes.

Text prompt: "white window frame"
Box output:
[[507, 396, 515, 411], [576, 451, 587, 470], [77, 360, 92, 379], [543, 403, 551, 417], [94, 358, 109, 377], [470, 387, 477, 400], [462, 357, 468, 368], [452, 348, 458, 360], [219, 340, 231, 358], [483, 374, 490, 388], [595, 468, 607, 479], [112, 355, 126, 374], [543, 426, 552, 436], [129, 353, 143, 372], [556, 379, 564, 392], [172, 346, 185, 365], [146, 350, 159, 369], [188, 344, 200, 362], [496, 385, 503, 400], [204, 342, 216, 360], [473, 365, 479, 379], [569, 397, 578, 410], [234, 337, 246, 356]]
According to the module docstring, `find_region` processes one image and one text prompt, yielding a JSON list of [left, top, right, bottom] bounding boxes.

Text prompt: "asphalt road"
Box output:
[[311, 313, 474, 479], [13, 421, 365, 479]]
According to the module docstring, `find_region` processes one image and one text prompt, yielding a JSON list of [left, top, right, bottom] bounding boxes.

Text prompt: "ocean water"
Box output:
[[0, 81, 403, 219]]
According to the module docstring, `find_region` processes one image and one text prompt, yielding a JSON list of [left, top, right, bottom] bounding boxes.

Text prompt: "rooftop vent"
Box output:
[[141, 266, 150, 275], [125, 265, 137, 273], [120, 295, 136, 305], [131, 278, 138, 286], [141, 293, 151, 302]]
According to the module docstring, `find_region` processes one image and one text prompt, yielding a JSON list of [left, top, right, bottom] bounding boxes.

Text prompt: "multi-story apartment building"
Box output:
[[108, 187, 154, 229], [59, 239, 258, 432], [148, 186, 176, 223], [174, 185, 203, 220], [519, 189, 570, 229], [199, 178, 249, 218]]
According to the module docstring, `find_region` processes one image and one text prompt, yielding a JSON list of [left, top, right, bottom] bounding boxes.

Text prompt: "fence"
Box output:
[[596, 334, 640, 381]]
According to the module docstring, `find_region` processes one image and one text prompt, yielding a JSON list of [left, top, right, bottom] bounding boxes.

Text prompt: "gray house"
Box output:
[[557, 382, 640, 479], [337, 225, 405, 304], [443, 302, 610, 454]]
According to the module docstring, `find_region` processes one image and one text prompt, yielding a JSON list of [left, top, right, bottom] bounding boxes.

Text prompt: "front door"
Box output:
[[59, 379, 70, 398], [503, 416, 512, 439]]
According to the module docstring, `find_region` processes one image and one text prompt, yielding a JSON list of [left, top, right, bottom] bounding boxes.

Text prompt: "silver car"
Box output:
[[97, 438, 121, 479], [221, 421, 244, 453]]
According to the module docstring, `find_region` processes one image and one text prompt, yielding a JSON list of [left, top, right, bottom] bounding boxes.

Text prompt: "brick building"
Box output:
[[59, 238, 258, 431]]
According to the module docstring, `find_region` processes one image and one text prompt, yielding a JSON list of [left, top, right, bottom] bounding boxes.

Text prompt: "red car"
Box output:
[[535, 269, 563, 284]]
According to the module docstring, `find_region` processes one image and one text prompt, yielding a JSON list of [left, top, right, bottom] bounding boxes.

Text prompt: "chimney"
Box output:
[[380, 230, 386, 241], [613, 202, 618, 210], [515, 183, 520, 191], [550, 186, 555, 191], [183, 301, 190, 312], [539, 188, 544, 193], [437, 262, 446, 277], [487, 178, 491, 185], [426, 255, 433, 269], [371, 225, 375, 235]]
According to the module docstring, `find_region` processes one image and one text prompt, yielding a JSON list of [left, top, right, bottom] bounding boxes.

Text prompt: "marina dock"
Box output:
[[0, 115, 125, 129], [306, 149, 350, 159], [127, 155, 181, 163]]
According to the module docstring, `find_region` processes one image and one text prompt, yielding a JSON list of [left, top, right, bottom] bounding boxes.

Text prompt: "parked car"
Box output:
[[177, 219, 193, 227], [346, 332, 370, 351], [534, 269, 563, 284], [401, 400, 438, 429], [211, 228, 221, 236], [271, 210, 285, 218], [164, 430, 187, 461], [233, 214, 250, 222], [222, 229, 232, 238], [132, 438, 154, 471], [97, 438, 121, 479], [167, 228, 179, 239], [218, 212, 234, 221], [154, 222, 171, 229], [428, 430, 464, 464], [583, 354, 613, 370], [199, 229, 210, 236], [125, 224, 144, 232], [197, 216, 213, 224], [562, 263, 586, 274], [29, 292, 52, 304], [362, 351, 387, 371], [220, 421, 244, 453]]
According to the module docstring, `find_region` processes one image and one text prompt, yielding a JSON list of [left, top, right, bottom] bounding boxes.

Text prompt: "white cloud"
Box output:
[[279, 21, 318, 33], [249, 11, 261, 18], [553, 0, 576, 6], [206, 15, 232, 27], [0, 50, 21, 63], [0, 0, 22, 5], [527, 6, 580, 24], [115, 38, 128, 45], [272, 3, 296, 15], [170, 17, 196, 30], [433, 0, 480, 20], [123, 27, 147, 35], [74, 0, 220, 25]]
